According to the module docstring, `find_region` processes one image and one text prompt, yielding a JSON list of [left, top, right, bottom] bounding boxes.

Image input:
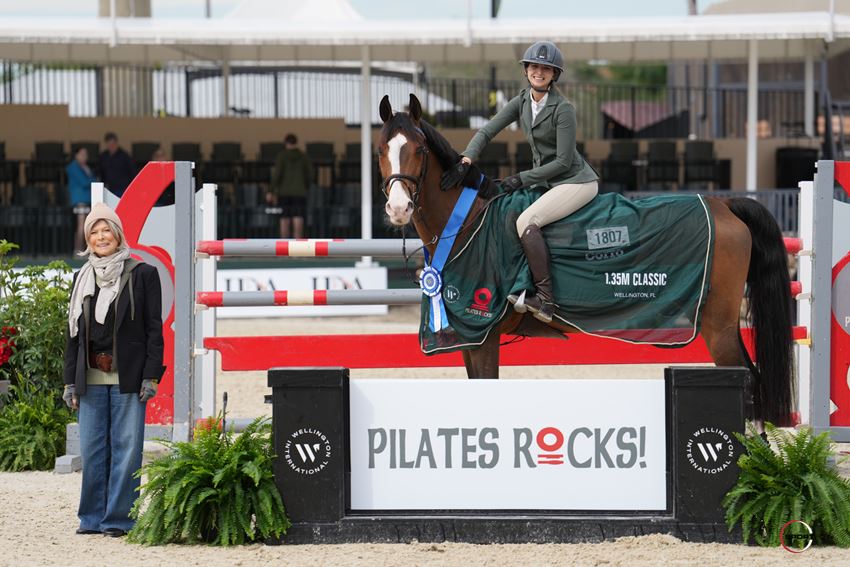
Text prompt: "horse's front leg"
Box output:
[[461, 333, 500, 379]]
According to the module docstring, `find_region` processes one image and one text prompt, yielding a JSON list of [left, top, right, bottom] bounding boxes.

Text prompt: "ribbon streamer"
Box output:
[[421, 183, 479, 332]]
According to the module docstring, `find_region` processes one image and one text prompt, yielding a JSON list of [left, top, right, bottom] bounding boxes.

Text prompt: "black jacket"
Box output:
[[63, 259, 166, 396]]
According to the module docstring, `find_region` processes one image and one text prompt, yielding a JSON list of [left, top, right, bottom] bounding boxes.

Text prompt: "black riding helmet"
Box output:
[[519, 41, 564, 88]]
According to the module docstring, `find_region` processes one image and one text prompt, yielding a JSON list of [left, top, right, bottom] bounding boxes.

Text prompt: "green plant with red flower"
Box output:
[[0, 240, 72, 390], [0, 326, 16, 370], [0, 241, 74, 471], [194, 416, 224, 439]]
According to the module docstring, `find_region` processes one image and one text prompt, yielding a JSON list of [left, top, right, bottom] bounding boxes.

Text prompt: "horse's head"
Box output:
[[377, 93, 430, 226]]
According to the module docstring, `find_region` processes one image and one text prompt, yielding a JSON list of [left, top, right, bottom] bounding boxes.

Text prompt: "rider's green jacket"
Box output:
[[461, 87, 598, 189]]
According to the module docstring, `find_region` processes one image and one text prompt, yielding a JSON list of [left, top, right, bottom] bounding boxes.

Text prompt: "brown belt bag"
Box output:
[[90, 352, 114, 373]]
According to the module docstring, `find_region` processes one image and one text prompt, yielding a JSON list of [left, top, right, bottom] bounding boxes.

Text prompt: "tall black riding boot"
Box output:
[[513, 224, 555, 323]]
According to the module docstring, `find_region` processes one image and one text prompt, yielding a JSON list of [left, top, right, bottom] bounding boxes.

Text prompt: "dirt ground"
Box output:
[[2, 307, 848, 566]]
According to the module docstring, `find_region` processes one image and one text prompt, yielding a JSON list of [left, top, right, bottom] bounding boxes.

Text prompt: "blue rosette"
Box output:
[[419, 266, 442, 297]]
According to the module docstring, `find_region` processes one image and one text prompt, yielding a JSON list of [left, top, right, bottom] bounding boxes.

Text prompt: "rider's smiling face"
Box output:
[[526, 63, 555, 90]]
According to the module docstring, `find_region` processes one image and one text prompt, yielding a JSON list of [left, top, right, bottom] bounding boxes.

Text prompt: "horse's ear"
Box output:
[[408, 94, 422, 123], [379, 95, 392, 123]]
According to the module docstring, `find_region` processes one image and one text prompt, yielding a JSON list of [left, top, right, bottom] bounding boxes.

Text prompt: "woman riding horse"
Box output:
[[377, 91, 794, 428], [441, 41, 598, 324]]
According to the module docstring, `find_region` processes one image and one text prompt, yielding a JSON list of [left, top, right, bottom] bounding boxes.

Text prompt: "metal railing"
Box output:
[[1, 61, 814, 140]]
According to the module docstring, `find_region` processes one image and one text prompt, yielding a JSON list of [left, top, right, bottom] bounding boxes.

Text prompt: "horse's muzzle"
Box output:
[[385, 200, 414, 225]]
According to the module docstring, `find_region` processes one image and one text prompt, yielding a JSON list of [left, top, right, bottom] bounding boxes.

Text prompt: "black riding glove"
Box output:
[[499, 174, 524, 193]]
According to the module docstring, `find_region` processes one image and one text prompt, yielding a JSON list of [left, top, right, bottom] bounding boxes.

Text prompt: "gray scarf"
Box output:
[[68, 248, 131, 338]]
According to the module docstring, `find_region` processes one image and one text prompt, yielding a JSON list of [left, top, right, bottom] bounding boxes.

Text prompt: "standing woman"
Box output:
[[62, 203, 165, 537], [65, 146, 97, 252], [443, 41, 598, 323]]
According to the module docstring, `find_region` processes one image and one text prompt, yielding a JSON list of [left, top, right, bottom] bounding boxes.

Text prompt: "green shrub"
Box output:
[[723, 423, 850, 548], [129, 416, 290, 546], [0, 374, 75, 471], [0, 240, 72, 391]]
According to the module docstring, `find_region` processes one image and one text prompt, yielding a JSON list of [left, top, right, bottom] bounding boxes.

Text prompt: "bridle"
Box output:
[[380, 139, 430, 206]]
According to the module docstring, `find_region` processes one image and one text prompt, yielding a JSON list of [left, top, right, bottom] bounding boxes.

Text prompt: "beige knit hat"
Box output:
[[84, 202, 126, 246]]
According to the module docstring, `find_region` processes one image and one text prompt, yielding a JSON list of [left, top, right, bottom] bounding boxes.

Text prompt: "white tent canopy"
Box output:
[[0, 12, 848, 64], [225, 0, 363, 22]]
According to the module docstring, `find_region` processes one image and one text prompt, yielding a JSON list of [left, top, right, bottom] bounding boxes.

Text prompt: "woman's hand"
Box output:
[[63, 385, 78, 411], [139, 379, 158, 402], [460, 156, 472, 165]]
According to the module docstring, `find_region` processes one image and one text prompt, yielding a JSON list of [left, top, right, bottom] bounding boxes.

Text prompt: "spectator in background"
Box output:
[[66, 146, 97, 251], [269, 133, 312, 239], [99, 132, 136, 197], [151, 146, 166, 162]]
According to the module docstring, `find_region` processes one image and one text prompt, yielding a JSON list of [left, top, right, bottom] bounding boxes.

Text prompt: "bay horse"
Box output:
[[376, 94, 794, 426]]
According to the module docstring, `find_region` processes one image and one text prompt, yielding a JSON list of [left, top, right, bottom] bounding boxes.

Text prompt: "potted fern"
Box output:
[[723, 423, 850, 549], [128, 414, 290, 546]]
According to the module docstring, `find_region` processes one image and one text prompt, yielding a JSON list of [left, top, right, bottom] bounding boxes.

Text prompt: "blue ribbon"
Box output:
[[421, 181, 479, 332]]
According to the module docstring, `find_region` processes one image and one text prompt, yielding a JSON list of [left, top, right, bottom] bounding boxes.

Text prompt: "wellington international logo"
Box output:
[[284, 427, 332, 475], [685, 427, 734, 474], [779, 520, 813, 553]]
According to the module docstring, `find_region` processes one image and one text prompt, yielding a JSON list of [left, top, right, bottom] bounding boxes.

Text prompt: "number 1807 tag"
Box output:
[[586, 226, 630, 250]]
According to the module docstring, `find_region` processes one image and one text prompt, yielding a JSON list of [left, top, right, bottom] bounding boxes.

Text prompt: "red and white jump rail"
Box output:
[[196, 288, 422, 308], [196, 238, 424, 258], [196, 284, 805, 309]]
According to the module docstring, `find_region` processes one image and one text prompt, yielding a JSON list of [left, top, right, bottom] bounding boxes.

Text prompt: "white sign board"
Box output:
[[216, 266, 389, 318], [350, 379, 667, 511]]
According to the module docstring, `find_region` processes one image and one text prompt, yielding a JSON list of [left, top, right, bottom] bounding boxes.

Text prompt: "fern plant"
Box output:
[[0, 373, 75, 471], [128, 415, 290, 546], [723, 423, 850, 548]]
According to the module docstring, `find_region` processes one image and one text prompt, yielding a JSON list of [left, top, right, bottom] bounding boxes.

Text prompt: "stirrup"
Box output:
[[533, 303, 554, 323], [524, 294, 554, 323], [508, 290, 528, 313]]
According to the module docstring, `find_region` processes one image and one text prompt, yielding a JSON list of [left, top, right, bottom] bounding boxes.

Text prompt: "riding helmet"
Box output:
[[519, 41, 564, 81]]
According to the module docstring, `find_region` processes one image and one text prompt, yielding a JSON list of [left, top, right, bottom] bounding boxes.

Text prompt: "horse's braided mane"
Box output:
[[419, 119, 460, 172], [421, 118, 498, 198]]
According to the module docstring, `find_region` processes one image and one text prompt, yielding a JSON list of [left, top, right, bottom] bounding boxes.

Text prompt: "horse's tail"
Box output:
[[726, 197, 794, 426]]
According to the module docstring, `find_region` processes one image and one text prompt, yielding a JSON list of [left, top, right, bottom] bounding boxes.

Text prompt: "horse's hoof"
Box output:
[[508, 290, 528, 313]]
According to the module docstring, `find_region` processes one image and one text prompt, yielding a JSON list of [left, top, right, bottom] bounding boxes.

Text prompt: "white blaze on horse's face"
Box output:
[[385, 132, 414, 225]]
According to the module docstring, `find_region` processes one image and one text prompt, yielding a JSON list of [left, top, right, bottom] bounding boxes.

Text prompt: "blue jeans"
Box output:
[[78, 385, 147, 532]]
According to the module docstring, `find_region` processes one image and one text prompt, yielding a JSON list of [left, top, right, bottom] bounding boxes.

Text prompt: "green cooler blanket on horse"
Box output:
[[419, 192, 715, 354]]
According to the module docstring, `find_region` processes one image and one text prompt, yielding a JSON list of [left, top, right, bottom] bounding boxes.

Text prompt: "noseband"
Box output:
[[381, 143, 430, 206]]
